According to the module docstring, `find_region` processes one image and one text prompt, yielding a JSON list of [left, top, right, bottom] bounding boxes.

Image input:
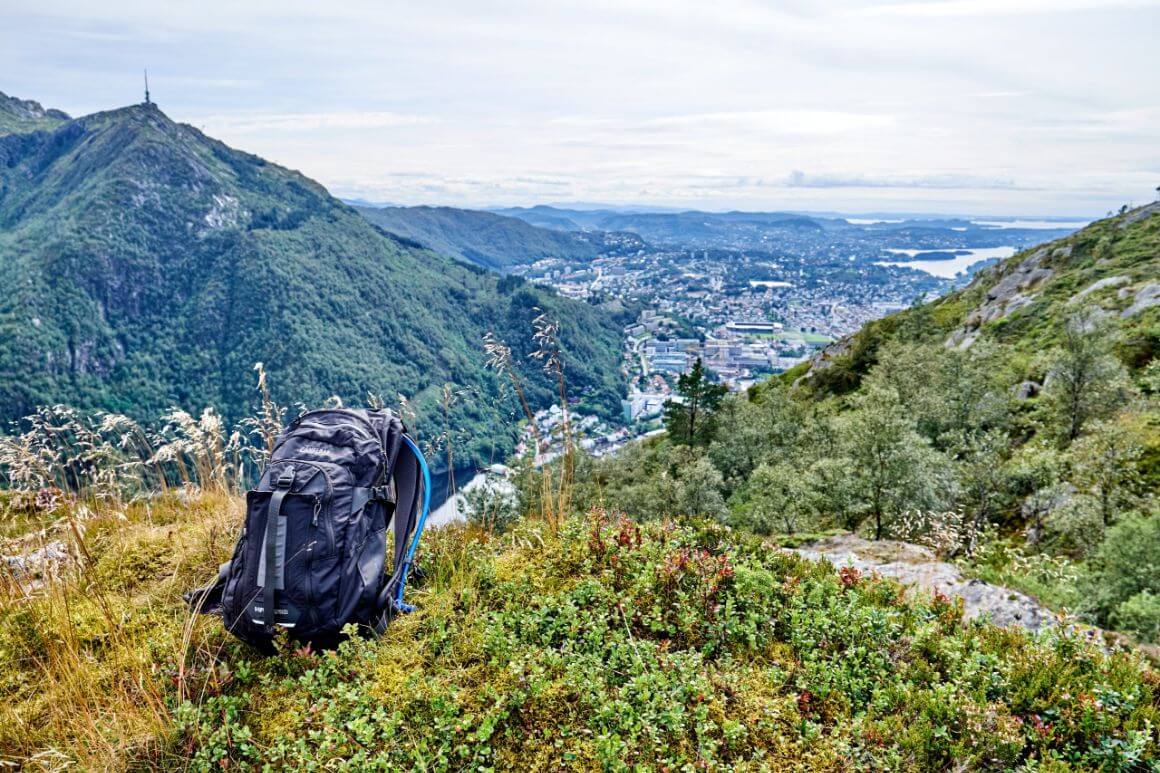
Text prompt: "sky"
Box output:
[[3, 0, 1158, 216]]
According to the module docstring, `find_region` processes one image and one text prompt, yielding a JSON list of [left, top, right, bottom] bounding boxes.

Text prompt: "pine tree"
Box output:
[[663, 358, 728, 446]]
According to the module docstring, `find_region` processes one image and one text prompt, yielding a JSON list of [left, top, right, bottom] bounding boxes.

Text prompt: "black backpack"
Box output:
[[185, 407, 430, 652]]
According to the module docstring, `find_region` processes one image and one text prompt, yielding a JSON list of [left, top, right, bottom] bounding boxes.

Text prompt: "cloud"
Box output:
[[856, 0, 1160, 17], [648, 109, 896, 135], [192, 111, 438, 134], [785, 170, 1024, 190], [969, 91, 1027, 99], [3, 0, 1156, 215]]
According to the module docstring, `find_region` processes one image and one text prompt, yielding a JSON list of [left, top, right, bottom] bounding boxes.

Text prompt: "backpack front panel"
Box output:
[[221, 461, 345, 641]]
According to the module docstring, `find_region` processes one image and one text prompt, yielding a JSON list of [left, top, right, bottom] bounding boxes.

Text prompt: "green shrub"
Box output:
[[1085, 511, 1160, 632], [1112, 591, 1160, 643]]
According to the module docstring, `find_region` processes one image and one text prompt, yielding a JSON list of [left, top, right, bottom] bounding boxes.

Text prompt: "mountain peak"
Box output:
[[0, 90, 70, 135], [72, 100, 179, 135], [0, 95, 626, 436]]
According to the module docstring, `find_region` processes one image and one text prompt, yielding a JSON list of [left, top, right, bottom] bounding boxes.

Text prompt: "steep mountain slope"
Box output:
[[355, 204, 598, 271], [567, 203, 1160, 648], [804, 202, 1160, 393], [0, 102, 624, 462], [0, 91, 69, 136]]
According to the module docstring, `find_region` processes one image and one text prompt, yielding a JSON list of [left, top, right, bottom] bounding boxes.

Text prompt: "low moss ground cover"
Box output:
[[2, 497, 1157, 770]]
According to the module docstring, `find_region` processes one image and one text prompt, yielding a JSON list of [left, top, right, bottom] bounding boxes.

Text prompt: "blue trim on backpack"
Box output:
[[394, 435, 431, 613]]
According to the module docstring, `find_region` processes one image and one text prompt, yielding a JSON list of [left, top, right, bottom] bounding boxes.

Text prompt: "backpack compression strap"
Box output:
[[183, 469, 296, 623], [258, 467, 296, 627], [373, 434, 430, 634]]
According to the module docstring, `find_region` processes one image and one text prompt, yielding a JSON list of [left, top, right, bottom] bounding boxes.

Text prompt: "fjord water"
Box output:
[[875, 246, 1017, 279]]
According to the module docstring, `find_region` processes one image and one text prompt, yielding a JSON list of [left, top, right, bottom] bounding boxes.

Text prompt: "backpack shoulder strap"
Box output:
[[373, 434, 430, 634]]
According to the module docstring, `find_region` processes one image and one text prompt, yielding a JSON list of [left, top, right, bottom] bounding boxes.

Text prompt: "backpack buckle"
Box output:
[[276, 468, 295, 489], [370, 485, 395, 505]]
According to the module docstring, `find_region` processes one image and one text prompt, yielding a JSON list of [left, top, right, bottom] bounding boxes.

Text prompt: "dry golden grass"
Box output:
[[0, 491, 239, 769]]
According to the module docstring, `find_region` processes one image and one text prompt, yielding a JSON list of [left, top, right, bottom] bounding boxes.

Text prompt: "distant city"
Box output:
[[500, 206, 1087, 458]]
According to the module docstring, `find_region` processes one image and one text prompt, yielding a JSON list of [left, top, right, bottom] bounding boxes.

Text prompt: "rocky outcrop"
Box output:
[[3, 540, 71, 590], [1121, 282, 1160, 318], [1069, 275, 1129, 305], [1119, 200, 1160, 228], [790, 535, 1160, 660], [945, 247, 1056, 348], [790, 534, 1056, 632], [0, 91, 70, 134], [802, 332, 854, 381], [1014, 380, 1042, 400]]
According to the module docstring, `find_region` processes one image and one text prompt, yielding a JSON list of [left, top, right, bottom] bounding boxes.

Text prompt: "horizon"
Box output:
[[347, 197, 1100, 221], [4, 1, 1158, 217]]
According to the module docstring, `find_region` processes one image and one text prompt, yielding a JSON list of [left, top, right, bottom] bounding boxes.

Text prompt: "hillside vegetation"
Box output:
[[355, 205, 598, 271], [2, 252, 1160, 768], [494, 205, 825, 246], [1, 485, 1157, 769], [806, 201, 1160, 394], [3, 97, 1160, 773], [571, 204, 1160, 650], [0, 99, 625, 465]]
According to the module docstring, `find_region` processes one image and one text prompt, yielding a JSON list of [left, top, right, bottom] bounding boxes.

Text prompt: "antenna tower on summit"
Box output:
[[144, 69, 151, 105]]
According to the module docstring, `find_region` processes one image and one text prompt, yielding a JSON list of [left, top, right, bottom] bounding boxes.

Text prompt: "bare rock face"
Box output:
[[789, 534, 1056, 632], [946, 328, 980, 350], [1014, 380, 1042, 400], [1069, 276, 1130, 305], [801, 332, 854, 382], [0, 90, 71, 128], [944, 248, 1055, 348], [985, 251, 1054, 303], [1118, 200, 1160, 228], [1121, 282, 1160, 318]]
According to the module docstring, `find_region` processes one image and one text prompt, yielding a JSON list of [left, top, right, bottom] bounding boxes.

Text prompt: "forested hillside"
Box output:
[[805, 200, 1160, 394], [355, 204, 598, 271], [0, 99, 625, 465], [573, 203, 1160, 645], [494, 204, 826, 246]]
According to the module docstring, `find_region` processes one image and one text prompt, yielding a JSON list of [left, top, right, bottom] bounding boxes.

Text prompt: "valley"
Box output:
[[0, 96, 627, 469], [355, 202, 1084, 461]]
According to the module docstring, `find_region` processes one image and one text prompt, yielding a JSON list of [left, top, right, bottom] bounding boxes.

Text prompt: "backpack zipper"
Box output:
[[290, 409, 380, 442], [270, 460, 336, 554], [271, 420, 382, 458], [295, 421, 375, 442], [304, 539, 316, 625]]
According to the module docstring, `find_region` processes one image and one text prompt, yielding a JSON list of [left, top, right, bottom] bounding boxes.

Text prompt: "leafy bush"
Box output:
[[461, 474, 520, 534], [1085, 512, 1160, 636], [3, 487, 1160, 769], [1113, 591, 1160, 643], [1043, 493, 1106, 558]]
